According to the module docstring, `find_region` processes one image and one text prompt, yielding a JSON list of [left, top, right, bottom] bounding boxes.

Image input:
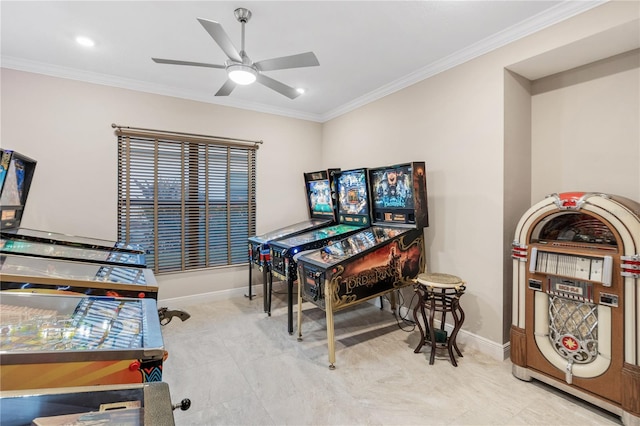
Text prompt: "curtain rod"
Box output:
[[112, 123, 263, 145]]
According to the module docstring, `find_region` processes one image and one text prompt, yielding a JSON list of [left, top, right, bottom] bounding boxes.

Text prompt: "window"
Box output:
[[116, 128, 257, 274]]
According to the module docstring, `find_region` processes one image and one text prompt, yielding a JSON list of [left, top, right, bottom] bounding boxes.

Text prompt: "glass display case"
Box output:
[[0, 292, 165, 391], [0, 254, 158, 299]]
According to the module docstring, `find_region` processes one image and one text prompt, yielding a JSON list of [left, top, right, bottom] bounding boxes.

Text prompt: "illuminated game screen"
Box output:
[[370, 164, 416, 224], [0, 150, 36, 227], [307, 179, 334, 218], [337, 169, 370, 225], [0, 153, 28, 208]]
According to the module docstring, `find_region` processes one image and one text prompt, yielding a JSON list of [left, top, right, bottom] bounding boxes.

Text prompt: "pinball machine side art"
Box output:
[[510, 192, 640, 425], [0, 358, 163, 391]]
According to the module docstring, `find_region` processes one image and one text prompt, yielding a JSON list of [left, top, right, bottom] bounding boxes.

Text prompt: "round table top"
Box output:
[[416, 272, 464, 288]]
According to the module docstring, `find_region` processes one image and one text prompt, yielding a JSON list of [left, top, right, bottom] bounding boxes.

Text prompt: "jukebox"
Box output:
[[511, 192, 640, 425]]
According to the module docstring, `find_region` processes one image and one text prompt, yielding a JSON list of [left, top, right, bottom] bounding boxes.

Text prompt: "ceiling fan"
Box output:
[[152, 8, 319, 99]]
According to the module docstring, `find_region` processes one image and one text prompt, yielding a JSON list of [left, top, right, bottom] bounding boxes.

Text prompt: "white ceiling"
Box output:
[[1, 1, 604, 122]]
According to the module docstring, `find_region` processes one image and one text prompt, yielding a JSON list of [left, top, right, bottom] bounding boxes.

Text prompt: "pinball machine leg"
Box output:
[[389, 291, 397, 315], [288, 277, 294, 335], [245, 262, 253, 300], [297, 277, 303, 341], [325, 279, 336, 370], [266, 270, 273, 316], [262, 267, 269, 313]]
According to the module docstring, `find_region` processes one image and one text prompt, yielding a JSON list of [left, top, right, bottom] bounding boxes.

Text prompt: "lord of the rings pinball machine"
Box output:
[[295, 162, 429, 369], [511, 192, 640, 425]]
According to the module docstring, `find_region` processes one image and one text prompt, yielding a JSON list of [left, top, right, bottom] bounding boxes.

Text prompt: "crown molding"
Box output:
[[1, 0, 605, 124], [0, 56, 324, 123], [319, 0, 606, 122]]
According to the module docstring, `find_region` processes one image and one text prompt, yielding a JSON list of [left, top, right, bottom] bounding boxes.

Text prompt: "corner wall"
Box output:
[[321, 1, 639, 355]]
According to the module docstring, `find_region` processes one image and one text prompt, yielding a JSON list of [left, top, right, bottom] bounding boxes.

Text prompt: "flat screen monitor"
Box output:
[[336, 168, 370, 226]]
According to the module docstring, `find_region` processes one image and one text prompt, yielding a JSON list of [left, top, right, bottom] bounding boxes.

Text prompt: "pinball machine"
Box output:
[[295, 162, 428, 369], [268, 168, 374, 334], [0, 149, 36, 230], [0, 253, 158, 299], [0, 148, 146, 270], [0, 292, 166, 391], [0, 149, 188, 324], [247, 168, 339, 311], [2, 227, 146, 253], [0, 238, 147, 268], [511, 192, 640, 425], [0, 382, 191, 426]]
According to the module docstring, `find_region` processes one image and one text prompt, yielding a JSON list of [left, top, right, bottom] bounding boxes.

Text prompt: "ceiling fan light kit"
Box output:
[[151, 7, 319, 99], [227, 64, 257, 85]]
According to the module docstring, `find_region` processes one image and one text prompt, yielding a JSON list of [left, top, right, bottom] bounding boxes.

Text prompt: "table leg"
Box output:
[[450, 296, 465, 358], [413, 290, 426, 353], [428, 294, 437, 365]]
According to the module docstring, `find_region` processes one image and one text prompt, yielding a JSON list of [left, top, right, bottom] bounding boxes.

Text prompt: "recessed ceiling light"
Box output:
[[296, 88, 305, 95], [75, 36, 95, 47]]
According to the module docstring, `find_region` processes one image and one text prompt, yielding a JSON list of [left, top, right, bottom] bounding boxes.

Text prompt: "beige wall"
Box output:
[[0, 69, 323, 299], [1, 1, 638, 357], [322, 1, 639, 353], [531, 49, 640, 201]]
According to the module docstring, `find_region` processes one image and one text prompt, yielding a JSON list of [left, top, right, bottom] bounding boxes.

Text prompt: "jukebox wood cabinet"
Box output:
[[511, 192, 640, 425]]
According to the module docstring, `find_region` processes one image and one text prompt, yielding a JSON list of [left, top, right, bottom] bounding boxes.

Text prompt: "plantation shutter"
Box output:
[[116, 125, 258, 274]]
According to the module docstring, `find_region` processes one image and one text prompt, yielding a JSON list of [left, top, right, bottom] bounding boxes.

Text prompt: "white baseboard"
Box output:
[[161, 288, 511, 362], [159, 286, 250, 307], [396, 305, 511, 362]]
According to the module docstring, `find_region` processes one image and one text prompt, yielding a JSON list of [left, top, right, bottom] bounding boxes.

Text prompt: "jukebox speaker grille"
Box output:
[[548, 295, 598, 364]]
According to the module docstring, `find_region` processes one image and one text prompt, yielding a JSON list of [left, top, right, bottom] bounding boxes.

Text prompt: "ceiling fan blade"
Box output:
[[215, 79, 236, 96], [152, 58, 226, 69], [256, 74, 300, 99], [255, 52, 319, 72], [197, 18, 242, 63]]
